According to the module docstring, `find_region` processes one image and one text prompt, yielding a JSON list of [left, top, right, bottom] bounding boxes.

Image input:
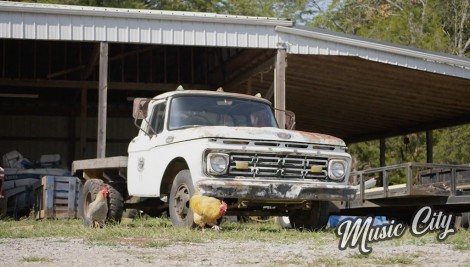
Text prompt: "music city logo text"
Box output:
[[335, 206, 455, 254]]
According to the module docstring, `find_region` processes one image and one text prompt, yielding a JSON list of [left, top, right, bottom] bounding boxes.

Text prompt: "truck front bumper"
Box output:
[[196, 178, 357, 202]]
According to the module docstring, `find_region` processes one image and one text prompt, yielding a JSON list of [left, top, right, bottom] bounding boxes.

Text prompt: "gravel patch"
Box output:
[[0, 236, 468, 266]]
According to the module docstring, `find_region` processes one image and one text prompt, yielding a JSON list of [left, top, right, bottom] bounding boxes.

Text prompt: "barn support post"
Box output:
[[426, 130, 433, 163], [97, 42, 108, 158], [380, 138, 386, 167], [79, 88, 87, 159], [274, 48, 287, 129]]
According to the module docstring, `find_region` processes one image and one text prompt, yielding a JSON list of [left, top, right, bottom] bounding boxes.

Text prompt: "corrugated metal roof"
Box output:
[[0, 1, 287, 48], [0, 1, 292, 26], [1, 1, 470, 146], [277, 26, 470, 79], [1, 1, 469, 80]]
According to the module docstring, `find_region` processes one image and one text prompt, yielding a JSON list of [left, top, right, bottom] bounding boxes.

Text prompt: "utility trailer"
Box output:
[[335, 162, 470, 226]]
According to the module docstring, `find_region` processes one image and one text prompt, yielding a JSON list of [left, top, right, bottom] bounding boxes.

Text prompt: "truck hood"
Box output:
[[169, 126, 346, 147]]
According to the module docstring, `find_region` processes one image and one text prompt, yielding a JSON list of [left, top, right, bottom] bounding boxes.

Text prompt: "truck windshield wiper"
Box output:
[[174, 125, 203, 130]]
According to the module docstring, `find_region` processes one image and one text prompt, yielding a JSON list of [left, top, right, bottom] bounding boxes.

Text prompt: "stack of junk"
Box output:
[[0, 150, 70, 219]]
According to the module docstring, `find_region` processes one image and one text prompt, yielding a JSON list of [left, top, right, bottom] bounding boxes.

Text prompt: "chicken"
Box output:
[[85, 185, 108, 228], [189, 192, 227, 231]]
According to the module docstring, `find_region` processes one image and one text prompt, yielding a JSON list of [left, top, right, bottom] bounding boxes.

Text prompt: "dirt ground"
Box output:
[[0, 235, 469, 266]]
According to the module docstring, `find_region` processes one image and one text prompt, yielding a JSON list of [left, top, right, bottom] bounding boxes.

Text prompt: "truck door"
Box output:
[[128, 100, 167, 196]]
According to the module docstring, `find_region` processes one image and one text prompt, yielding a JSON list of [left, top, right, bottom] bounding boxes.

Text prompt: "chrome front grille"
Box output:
[[228, 153, 328, 179]]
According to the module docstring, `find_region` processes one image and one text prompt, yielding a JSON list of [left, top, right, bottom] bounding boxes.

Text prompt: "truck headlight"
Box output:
[[207, 153, 229, 175], [328, 160, 346, 181]]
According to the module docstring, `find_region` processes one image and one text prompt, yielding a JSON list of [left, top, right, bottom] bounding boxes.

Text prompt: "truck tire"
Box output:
[[461, 212, 469, 229], [169, 169, 196, 228], [78, 179, 104, 227], [106, 183, 124, 224], [289, 201, 330, 231], [78, 179, 124, 226]]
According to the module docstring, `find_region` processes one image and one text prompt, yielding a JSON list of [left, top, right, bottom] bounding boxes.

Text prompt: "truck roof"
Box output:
[[152, 89, 273, 105]]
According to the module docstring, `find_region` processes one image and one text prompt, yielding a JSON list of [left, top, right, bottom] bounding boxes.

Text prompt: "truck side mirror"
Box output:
[[133, 98, 150, 120], [274, 108, 296, 130], [285, 110, 296, 130]]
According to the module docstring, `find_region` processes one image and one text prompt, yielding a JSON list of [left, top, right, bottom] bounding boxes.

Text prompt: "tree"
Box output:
[[147, 0, 311, 21], [309, 0, 470, 168], [433, 125, 470, 164], [308, 0, 451, 51], [15, 0, 148, 9], [145, 0, 222, 13], [436, 0, 470, 56]]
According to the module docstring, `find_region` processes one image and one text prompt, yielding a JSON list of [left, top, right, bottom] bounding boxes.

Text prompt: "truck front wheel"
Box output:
[[169, 170, 195, 228], [289, 201, 330, 231]]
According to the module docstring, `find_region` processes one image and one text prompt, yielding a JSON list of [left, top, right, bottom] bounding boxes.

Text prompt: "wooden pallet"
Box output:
[[35, 176, 81, 219]]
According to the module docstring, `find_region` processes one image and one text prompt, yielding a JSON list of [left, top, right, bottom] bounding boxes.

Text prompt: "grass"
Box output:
[[373, 253, 416, 265], [444, 229, 470, 250], [0, 217, 327, 246], [0, 216, 468, 259], [22, 256, 51, 263]]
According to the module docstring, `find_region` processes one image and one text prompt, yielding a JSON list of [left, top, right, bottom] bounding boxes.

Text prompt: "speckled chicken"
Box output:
[[85, 185, 108, 228]]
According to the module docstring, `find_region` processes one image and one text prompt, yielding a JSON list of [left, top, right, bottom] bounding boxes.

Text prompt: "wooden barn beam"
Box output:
[[0, 78, 211, 91], [274, 48, 287, 129], [97, 42, 108, 159]]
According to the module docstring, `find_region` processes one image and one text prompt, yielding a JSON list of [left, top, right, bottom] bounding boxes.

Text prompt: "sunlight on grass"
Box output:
[[312, 255, 346, 266], [373, 253, 416, 265], [444, 229, 470, 250], [1, 216, 468, 253]]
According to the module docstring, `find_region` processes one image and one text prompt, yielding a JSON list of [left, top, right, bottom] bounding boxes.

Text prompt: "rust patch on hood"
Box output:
[[170, 126, 346, 146], [291, 130, 346, 146]]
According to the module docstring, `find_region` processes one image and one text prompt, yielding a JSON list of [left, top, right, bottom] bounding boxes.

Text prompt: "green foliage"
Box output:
[[22, 256, 51, 263], [147, 0, 311, 20], [385, 133, 427, 165], [309, 0, 458, 52], [14, 0, 148, 8], [146, 0, 222, 13], [311, 0, 470, 168], [16, 0, 314, 21], [434, 125, 470, 164], [349, 140, 380, 170]]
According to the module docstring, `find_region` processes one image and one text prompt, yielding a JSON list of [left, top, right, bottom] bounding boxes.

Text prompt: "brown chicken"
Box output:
[[85, 185, 109, 228], [189, 192, 227, 230]]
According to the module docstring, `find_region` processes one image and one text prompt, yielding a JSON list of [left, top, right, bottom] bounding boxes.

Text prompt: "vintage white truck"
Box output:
[[72, 88, 357, 230]]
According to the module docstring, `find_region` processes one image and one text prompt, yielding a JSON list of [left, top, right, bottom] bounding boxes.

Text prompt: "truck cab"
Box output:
[[128, 88, 356, 229]]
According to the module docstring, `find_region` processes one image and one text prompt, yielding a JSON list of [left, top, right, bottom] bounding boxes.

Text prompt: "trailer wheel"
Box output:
[[169, 169, 195, 228], [289, 201, 330, 231], [79, 179, 104, 227]]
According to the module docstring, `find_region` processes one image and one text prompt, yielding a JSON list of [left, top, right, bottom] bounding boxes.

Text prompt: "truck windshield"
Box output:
[[169, 95, 278, 130]]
